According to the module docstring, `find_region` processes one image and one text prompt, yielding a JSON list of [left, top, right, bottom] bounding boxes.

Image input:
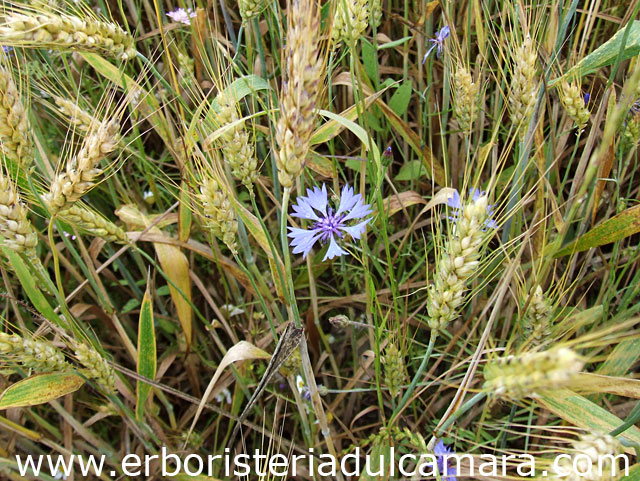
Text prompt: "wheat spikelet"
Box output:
[[73, 341, 116, 394], [483, 347, 583, 400], [198, 177, 238, 253], [521, 285, 552, 345], [369, 0, 382, 29], [275, 0, 324, 188], [551, 432, 623, 481], [509, 37, 538, 137], [238, 0, 266, 20], [382, 342, 406, 399], [332, 0, 371, 47], [452, 64, 480, 133], [58, 205, 127, 243], [216, 90, 258, 190], [426, 190, 494, 331], [43, 119, 120, 213], [0, 173, 38, 256], [0, 11, 136, 61], [621, 113, 640, 153], [0, 68, 33, 168], [0, 332, 70, 373], [559, 81, 590, 129], [55, 96, 96, 131]]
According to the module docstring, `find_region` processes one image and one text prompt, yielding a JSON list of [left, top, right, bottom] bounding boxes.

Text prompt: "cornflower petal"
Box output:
[[339, 218, 370, 240], [291, 197, 320, 221], [434, 440, 457, 481], [304, 184, 328, 216], [336, 185, 359, 216], [323, 235, 348, 261], [447, 189, 462, 209], [288, 227, 322, 258], [423, 43, 437, 63], [341, 198, 372, 222]]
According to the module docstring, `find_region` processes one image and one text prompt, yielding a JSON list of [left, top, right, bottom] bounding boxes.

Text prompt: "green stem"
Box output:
[[391, 332, 436, 421], [433, 391, 487, 439]]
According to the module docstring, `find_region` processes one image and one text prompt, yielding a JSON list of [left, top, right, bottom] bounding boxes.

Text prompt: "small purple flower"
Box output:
[[288, 184, 373, 261], [447, 187, 497, 230], [433, 440, 458, 481], [384, 146, 393, 157], [1, 46, 12, 54], [167, 7, 196, 25], [423, 25, 450, 63], [631, 99, 640, 115], [583, 92, 590, 105]]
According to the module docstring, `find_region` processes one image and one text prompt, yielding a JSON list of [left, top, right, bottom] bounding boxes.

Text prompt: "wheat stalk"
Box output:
[[275, 0, 324, 188], [0, 68, 33, 169], [382, 342, 406, 399], [0, 332, 70, 373], [0, 173, 38, 257], [55, 96, 97, 131], [197, 177, 238, 253], [43, 119, 120, 213], [0, 11, 136, 61], [550, 432, 623, 481], [559, 81, 590, 129], [509, 36, 538, 137], [332, 0, 371, 47], [58, 205, 128, 243], [483, 347, 583, 400], [427, 191, 494, 332], [216, 90, 258, 191], [73, 341, 116, 394], [452, 64, 480, 133], [521, 285, 552, 346]]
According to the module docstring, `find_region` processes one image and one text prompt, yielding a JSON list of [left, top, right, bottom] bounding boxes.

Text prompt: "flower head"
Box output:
[[583, 92, 591, 105], [1, 46, 12, 54], [434, 440, 457, 481], [296, 374, 311, 401], [423, 25, 450, 63], [447, 187, 497, 230], [167, 7, 196, 25], [288, 184, 373, 261]]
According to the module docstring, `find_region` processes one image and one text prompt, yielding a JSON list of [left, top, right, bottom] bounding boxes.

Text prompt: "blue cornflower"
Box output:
[[1, 46, 12, 54], [288, 184, 373, 261], [433, 440, 458, 481], [447, 187, 498, 230], [423, 25, 450, 63]]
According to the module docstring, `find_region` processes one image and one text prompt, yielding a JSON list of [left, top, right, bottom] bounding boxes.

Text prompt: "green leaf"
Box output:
[[121, 297, 141, 314], [555, 204, 640, 257], [0, 374, 84, 409], [395, 159, 428, 181], [378, 36, 412, 49], [620, 464, 640, 481], [361, 38, 379, 85], [537, 390, 640, 451], [360, 438, 392, 480], [136, 288, 157, 421], [388, 82, 413, 117], [558, 21, 640, 81], [317, 109, 382, 168], [0, 244, 66, 328]]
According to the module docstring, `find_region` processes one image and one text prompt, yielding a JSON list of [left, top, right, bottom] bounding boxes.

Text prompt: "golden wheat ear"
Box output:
[[275, 0, 324, 189], [0, 9, 136, 61]]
